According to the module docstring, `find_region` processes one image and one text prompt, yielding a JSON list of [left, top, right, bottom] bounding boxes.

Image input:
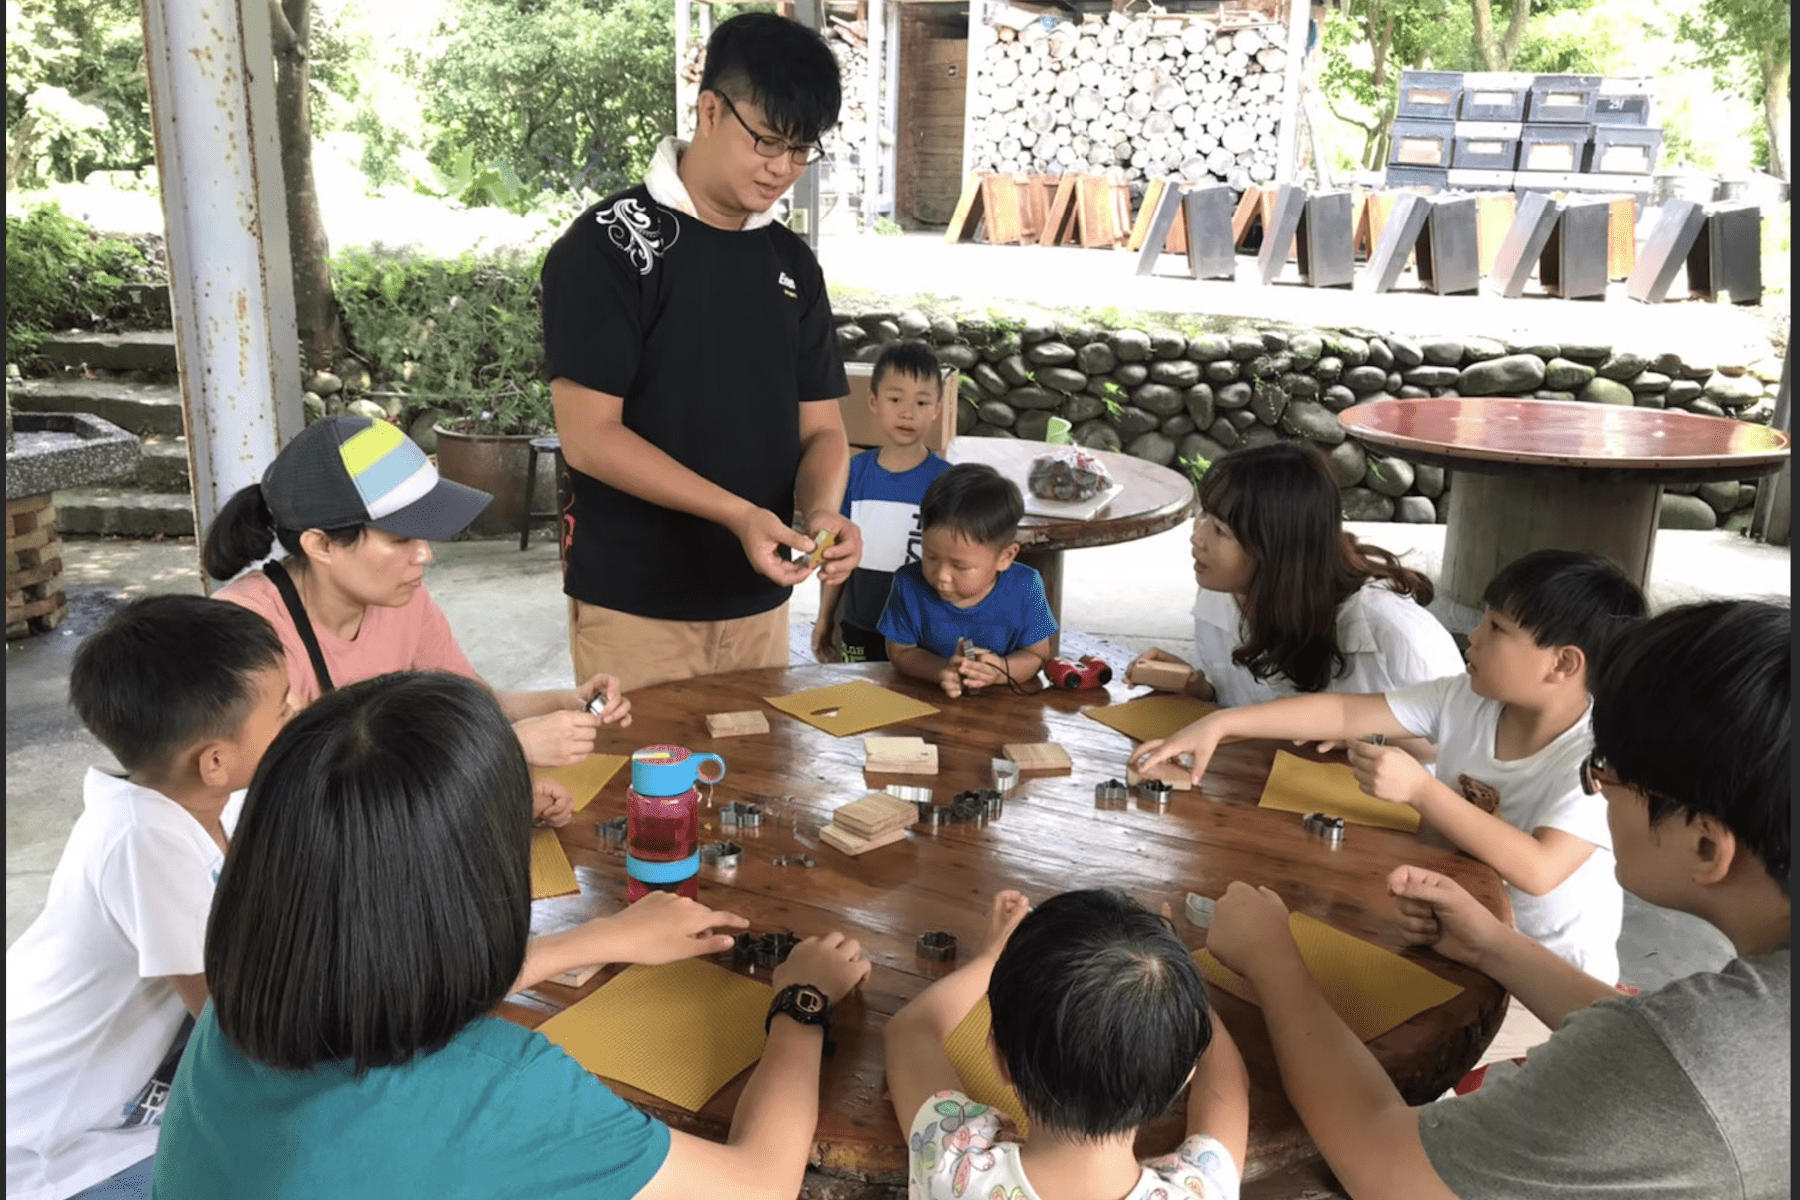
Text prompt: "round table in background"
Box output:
[[504, 664, 1509, 1198], [1340, 397, 1790, 609], [945, 437, 1197, 657]]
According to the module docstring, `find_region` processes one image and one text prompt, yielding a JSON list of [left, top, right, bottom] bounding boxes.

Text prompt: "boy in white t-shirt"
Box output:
[[885, 889, 1249, 1200], [1135, 551, 1647, 1056], [6, 596, 293, 1200]]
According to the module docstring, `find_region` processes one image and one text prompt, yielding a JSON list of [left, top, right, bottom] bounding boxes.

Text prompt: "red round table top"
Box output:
[[1340, 397, 1790, 481]]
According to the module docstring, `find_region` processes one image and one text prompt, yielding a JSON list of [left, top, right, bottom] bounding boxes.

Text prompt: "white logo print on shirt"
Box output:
[[778, 270, 797, 298], [595, 197, 680, 275]]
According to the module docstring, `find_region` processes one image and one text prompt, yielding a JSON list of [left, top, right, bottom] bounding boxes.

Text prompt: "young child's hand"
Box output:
[[811, 620, 840, 664], [938, 661, 965, 699], [958, 649, 1008, 690], [1131, 713, 1225, 787], [772, 932, 872, 1003], [575, 673, 632, 727], [1388, 865, 1507, 971], [1206, 881, 1301, 983], [1346, 740, 1431, 807], [978, 890, 1033, 961], [532, 779, 575, 828], [593, 892, 749, 966]]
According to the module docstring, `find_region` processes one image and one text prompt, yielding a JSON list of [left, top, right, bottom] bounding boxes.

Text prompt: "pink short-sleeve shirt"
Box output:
[[217, 571, 478, 707]]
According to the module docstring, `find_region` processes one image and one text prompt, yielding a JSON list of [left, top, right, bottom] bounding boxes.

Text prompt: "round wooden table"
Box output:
[[503, 664, 1508, 1195], [945, 437, 1197, 656], [1340, 397, 1791, 610]]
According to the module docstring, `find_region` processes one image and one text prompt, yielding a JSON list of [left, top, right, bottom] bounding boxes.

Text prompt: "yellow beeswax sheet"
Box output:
[[942, 997, 1030, 1138], [1081, 693, 1218, 743], [1257, 750, 1422, 833], [763, 680, 939, 737], [537, 959, 773, 1112], [529, 828, 580, 900], [533, 753, 628, 812], [1195, 913, 1463, 1042]]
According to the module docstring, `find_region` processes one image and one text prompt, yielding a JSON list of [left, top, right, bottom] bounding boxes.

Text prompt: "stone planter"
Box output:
[[431, 424, 555, 539]]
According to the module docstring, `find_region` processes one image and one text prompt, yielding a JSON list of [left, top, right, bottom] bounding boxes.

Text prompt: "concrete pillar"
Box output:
[[140, 0, 304, 589]]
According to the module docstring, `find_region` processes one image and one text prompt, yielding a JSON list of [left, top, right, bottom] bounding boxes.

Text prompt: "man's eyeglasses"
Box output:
[[714, 92, 826, 166]]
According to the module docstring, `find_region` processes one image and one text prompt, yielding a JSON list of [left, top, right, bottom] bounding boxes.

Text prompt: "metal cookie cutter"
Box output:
[[700, 840, 743, 870], [916, 802, 951, 826], [1095, 779, 1129, 808], [772, 853, 818, 868], [991, 758, 1021, 796], [1303, 811, 1347, 845], [947, 791, 988, 823], [719, 801, 764, 828], [1134, 778, 1174, 806], [595, 816, 629, 846], [980, 788, 1005, 819], [916, 931, 959, 962], [1362, 733, 1387, 746], [735, 931, 800, 969]]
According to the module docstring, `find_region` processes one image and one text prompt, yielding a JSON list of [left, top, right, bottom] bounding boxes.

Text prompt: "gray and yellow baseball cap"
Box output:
[[262, 416, 491, 540]]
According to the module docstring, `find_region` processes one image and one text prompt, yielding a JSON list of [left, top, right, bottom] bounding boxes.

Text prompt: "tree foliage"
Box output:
[[420, 0, 678, 205], [4, 0, 153, 188], [1673, 0, 1790, 178]]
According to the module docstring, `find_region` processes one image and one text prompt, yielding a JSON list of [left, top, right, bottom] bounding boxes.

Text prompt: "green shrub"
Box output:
[[331, 246, 552, 434], [4, 201, 161, 366]]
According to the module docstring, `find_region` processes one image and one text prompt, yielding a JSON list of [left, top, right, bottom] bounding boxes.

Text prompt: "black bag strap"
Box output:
[[262, 559, 334, 695]]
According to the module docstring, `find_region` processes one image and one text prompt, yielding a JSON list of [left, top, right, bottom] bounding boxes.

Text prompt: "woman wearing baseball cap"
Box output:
[[203, 416, 629, 784]]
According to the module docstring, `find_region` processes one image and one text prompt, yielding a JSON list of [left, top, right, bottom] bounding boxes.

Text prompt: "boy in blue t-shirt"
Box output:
[[879, 462, 1057, 698], [813, 340, 953, 664]]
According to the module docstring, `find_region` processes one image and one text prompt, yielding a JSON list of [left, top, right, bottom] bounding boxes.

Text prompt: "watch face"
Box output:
[[794, 988, 825, 1016]]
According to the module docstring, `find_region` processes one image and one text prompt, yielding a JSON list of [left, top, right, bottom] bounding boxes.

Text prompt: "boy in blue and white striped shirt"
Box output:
[[812, 341, 952, 663]]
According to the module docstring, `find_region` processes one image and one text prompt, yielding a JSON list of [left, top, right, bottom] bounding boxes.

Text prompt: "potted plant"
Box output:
[[432, 380, 556, 538]]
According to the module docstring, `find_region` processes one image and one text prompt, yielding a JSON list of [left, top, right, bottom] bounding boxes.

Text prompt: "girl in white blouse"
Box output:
[[1130, 442, 1463, 708]]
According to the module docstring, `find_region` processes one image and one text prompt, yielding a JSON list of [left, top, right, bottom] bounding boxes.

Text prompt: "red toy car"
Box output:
[[1045, 654, 1113, 690]]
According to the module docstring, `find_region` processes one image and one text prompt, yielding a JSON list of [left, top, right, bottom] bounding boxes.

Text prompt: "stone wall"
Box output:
[[832, 310, 1783, 531]]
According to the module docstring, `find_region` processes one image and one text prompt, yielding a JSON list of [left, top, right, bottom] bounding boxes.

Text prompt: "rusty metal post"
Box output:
[[140, 0, 304, 589]]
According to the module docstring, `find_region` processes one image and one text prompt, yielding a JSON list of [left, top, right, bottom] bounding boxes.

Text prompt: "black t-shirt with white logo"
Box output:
[[541, 185, 848, 621]]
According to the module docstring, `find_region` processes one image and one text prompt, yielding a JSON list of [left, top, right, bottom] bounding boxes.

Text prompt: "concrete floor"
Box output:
[[9, 522, 1776, 987]]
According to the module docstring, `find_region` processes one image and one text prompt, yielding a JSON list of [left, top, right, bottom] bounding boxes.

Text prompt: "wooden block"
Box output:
[[833, 792, 920, 839], [550, 963, 602, 989], [1256, 184, 1309, 284], [1039, 175, 1079, 246], [1126, 762, 1195, 791], [1606, 195, 1636, 280], [705, 710, 770, 738], [1126, 658, 1193, 692], [1473, 192, 1516, 276], [1003, 742, 1073, 773], [945, 173, 986, 244], [980, 174, 1024, 244], [864, 736, 939, 775], [820, 822, 911, 857]]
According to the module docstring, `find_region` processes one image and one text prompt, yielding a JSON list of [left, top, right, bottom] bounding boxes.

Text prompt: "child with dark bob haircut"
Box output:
[[1198, 598, 1789, 1199], [879, 462, 1058, 697], [886, 890, 1248, 1200], [153, 670, 871, 1199], [8, 596, 292, 1200]]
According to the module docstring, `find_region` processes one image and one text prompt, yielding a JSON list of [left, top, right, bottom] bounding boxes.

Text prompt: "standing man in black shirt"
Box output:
[[541, 13, 861, 691]]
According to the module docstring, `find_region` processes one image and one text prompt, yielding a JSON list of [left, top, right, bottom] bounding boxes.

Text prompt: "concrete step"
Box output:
[[135, 437, 192, 493], [55, 487, 195, 538], [8, 379, 185, 437], [39, 330, 178, 376]]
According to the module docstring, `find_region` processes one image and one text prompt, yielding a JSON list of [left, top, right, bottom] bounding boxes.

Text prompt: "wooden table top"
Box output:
[[947, 436, 1198, 551], [1341, 397, 1791, 483], [502, 664, 1508, 1189]]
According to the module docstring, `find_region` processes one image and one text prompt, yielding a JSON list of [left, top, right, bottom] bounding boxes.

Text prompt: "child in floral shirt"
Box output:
[[885, 890, 1248, 1200]]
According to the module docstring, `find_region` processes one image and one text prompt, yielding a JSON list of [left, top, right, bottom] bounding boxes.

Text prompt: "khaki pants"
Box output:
[[568, 599, 791, 692]]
